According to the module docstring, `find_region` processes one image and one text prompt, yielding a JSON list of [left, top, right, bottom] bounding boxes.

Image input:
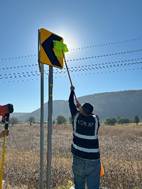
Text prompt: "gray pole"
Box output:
[[40, 64, 44, 189], [38, 29, 44, 189], [47, 66, 53, 189]]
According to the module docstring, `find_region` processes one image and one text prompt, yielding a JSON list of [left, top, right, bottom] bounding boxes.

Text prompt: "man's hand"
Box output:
[[76, 99, 81, 108], [70, 85, 75, 91]]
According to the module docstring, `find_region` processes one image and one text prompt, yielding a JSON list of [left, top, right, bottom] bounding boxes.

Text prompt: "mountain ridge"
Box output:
[[12, 89, 142, 122]]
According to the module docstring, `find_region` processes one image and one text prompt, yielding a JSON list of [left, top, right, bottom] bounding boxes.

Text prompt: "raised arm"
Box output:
[[68, 87, 78, 117]]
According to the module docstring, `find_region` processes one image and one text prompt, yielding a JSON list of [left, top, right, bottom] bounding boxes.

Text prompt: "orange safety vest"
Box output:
[[0, 105, 8, 116]]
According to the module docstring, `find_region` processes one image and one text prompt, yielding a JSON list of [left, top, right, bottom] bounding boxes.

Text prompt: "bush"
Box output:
[[117, 118, 130, 124], [10, 117, 19, 126], [57, 115, 67, 125], [134, 116, 140, 125], [105, 118, 117, 125], [27, 116, 35, 126]]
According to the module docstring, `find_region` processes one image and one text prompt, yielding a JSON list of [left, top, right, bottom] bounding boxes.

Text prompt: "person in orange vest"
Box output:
[[0, 104, 13, 137], [69, 86, 101, 189]]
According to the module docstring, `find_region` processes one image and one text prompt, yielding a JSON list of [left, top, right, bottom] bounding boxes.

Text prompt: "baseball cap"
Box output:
[[82, 103, 93, 115]]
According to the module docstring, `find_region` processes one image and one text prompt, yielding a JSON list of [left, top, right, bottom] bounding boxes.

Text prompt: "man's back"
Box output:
[[72, 112, 100, 160]]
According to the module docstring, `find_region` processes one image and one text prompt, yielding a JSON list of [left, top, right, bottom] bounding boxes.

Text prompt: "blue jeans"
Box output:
[[72, 155, 100, 189]]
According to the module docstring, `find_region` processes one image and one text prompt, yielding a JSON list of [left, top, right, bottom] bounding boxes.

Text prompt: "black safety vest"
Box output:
[[71, 113, 100, 159]]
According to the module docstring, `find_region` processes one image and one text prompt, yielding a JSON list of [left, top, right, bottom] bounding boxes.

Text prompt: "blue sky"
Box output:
[[0, 0, 142, 112]]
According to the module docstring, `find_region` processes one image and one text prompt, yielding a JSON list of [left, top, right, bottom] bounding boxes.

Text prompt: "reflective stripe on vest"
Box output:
[[73, 112, 79, 131], [93, 115, 99, 136], [72, 143, 99, 153], [73, 132, 98, 140]]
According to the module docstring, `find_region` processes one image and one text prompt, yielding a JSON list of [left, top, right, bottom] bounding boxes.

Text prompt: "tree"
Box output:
[[10, 117, 18, 126], [105, 118, 117, 126], [134, 116, 140, 125], [53, 120, 56, 125], [117, 118, 130, 124], [28, 116, 35, 126], [56, 115, 67, 125]]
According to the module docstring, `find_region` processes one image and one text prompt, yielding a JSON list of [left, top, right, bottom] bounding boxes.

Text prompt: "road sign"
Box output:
[[39, 28, 64, 69]]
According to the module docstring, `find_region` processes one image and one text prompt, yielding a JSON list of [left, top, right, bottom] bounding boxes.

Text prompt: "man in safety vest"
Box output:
[[69, 86, 101, 189]]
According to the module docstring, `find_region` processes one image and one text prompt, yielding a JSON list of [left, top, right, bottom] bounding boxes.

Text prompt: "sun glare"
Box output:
[[56, 30, 78, 50]]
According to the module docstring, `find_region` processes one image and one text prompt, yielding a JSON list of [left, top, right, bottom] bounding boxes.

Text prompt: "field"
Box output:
[[0, 123, 142, 189]]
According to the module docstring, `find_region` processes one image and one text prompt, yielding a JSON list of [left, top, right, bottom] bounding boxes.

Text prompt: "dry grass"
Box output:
[[0, 123, 141, 189], [99, 125, 142, 189]]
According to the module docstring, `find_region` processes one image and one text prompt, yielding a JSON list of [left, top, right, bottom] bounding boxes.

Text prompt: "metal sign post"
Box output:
[[40, 63, 44, 189], [47, 66, 53, 189], [38, 29, 44, 189]]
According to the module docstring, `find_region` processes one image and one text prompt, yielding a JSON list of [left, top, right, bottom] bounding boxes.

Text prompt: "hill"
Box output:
[[13, 90, 142, 122]]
